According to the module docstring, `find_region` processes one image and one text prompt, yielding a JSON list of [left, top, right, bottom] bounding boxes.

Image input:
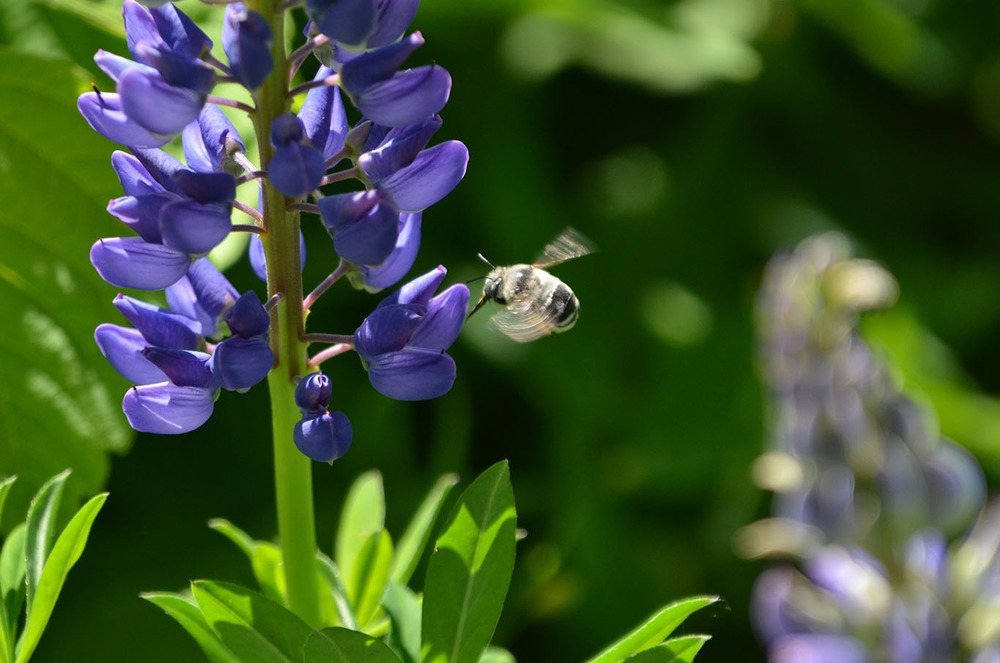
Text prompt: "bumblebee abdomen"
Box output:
[[550, 282, 579, 332]]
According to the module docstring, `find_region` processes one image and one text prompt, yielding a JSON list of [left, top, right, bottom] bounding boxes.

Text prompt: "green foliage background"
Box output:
[[1, 0, 1000, 661]]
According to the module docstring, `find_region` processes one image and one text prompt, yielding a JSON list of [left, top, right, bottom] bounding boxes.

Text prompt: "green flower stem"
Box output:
[[248, 0, 322, 627]]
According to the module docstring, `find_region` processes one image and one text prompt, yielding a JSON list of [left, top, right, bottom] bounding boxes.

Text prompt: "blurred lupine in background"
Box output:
[[740, 233, 1000, 663]]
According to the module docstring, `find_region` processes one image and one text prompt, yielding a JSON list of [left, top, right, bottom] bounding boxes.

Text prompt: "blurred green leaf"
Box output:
[[16, 491, 106, 663], [623, 636, 711, 662], [0, 478, 16, 526], [191, 581, 312, 663], [0, 525, 26, 662], [382, 581, 421, 663], [336, 471, 386, 597], [421, 461, 516, 663], [585, 596, 719, 663], [479, 646, 516, 663], [390, 474, 459, 585], [351, 530, 393, 630], [0, 51, 132, 528], [143, 592, 240, 663], [303, 627, 402, 663], [22, 470, 69, 620]]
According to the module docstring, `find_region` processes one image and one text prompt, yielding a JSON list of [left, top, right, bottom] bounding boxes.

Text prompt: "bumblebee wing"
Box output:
[[534, 227, 596, 269], [491, 296, 558, 343]]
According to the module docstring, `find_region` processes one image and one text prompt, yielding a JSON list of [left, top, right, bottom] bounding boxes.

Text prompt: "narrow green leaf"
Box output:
[[15, 492, 107, 663], [0, 523, 27, 659], [316, 553, 357, 630], [191, 580, 313, 663], [624, 635, 711, 663], [336, 471, 386, 597], [382, 581, 421, 663], [22, 470, 70, 620], [421, 461, 517, 663], [142, 592, 241, 663], [390, 474, 459, 584], [0, 476, 17, 525], [208, 519, 257, 558], [303, 627, 402, 663], [351, 530, 394, 629], [479, 647, 516, 663], [585, 596, 719, 663]]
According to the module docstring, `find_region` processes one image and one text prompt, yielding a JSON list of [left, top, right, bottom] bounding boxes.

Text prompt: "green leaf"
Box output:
[[623, 636, 711, 663], [336, 471, 386, 597], [0, 51, 132, 528], [303, 627, 402, 663], [585, 596, 719, 663], [191, 580, 313, 663], [350, 530, 393, 630], [142, 592, 240, 663], [382, 581, 421, 663], [479, 647, 516, 663], [15, 492, 107, 663], [0, 477, 16, 526], [0, 524, 26, 662], [209, 519, 285, 605], [421, 461, 517, 663], [316, 553, 357, 630], [390, 474, 459, 585], [22, 469, 70, 619]]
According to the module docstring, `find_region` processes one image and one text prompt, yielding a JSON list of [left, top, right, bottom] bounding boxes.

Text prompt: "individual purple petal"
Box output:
[[118, 68, 206, 136], [210, 335, 274, 391], [295, 373, 333, 412], [366, 348, 456, 401], [111, 150, 163, 196], [374, 140, 468, 212], [95, 324, 168, 385], [298, 71, 348, 158], [183, 104, 245, 174], [132, 147, 187, 193], [225, 290, 270, 338], [408, 283, 469, 349], [133, 42, 215, 92], [172, 170, 237, 204], [294, 410, 352, 462], [90, 237, 190, 289], [149, 1, 213, 59], [377, 264, 446, 309], [222, 2, 274, 90], [368, 0, 420, 48], [142, 348, 216, 388], [354, 304, 423, 358], [165, 257, 239, 337], [306, 0, 376, 47], [319, 189, 399, 265], [268, 142, 326, 198], [122, 0, 161, 62], [78, 91, 170, 148], [94, 49, 155, 83], [270, 113, 304, 147], [113, 294, 201, 349], [158, 199, 232, 256], [351, 65, 451, 128], [122, 382, 216, 434], [357, 116, 441, 181], [107, 193, 171, 244], [923, 441, 987, 536], [340, 32, 424, 92], [357, 212, 421, 291]]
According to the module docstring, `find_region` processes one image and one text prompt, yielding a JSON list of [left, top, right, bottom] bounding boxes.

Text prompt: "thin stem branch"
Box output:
[[207, 95, 256, 114], [232, 223, 264, 233], [233, 201, 263, 224], [288, 72, 340, 98], [289, 202, 320, 215], [303, 260, 350, 311], [302, 333, 355, 345], [320, 168, 359, 187], [288, 34, 328, 81], [308, 343, 354, 368]]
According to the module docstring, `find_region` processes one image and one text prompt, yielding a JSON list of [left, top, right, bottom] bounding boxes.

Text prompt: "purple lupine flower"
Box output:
[[293, 373, 353, 462], [319, 188, 400, 266], [210, 291, 274, 391], [297, 69, 349, 161], [349, 211, 421, 292], [305, 0, 377, 47], [222, 3, 274, 91], [268, 113, 327, 198], [354, 266, 468, 400], [182, 104, 245, 175]]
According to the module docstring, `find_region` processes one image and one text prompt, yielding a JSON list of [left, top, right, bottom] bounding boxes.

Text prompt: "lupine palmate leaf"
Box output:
[[15, 492, 106, 663], [142, 592, 240, 663], [421, 461, 516, 663], [336, 470, 386, 597], [0, 51, 132, 524], [585, 596, 719, 663], [350, 529, 393, 629], [390, 474, 459, 585], [191, 580, 313, 663], [22, 470, 70, 620], [382, 581, 421, 663], [303, 626, 402, 663], [623, 636, 711, 662]]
